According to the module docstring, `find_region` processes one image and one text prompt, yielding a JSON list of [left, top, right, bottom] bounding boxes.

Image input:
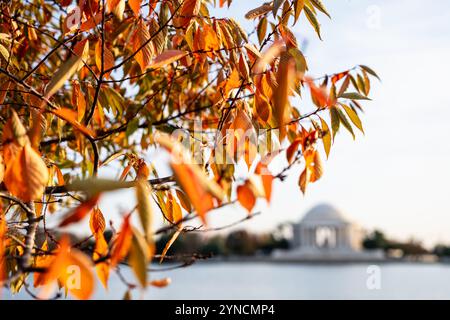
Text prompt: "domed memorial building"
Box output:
[[273, 204, 384, 262]]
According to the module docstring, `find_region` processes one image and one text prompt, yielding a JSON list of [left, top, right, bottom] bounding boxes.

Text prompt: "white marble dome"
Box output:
[[300, 204, 350, 225]]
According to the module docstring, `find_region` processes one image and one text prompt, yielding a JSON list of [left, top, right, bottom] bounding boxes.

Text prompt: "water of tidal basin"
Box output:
[[7, 262, 450, 299]]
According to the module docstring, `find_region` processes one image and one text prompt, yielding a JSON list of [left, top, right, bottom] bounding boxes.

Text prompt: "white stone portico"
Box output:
[[273, 204, 384, 261]]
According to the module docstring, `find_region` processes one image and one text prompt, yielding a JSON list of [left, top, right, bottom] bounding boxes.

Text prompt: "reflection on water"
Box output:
[[5, 262, 450, 300]]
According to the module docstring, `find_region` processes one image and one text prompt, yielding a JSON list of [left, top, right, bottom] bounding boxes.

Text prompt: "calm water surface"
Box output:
[[5, 262, 450, 300]]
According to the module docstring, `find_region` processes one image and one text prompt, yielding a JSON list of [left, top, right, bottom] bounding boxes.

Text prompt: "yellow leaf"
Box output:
[[341, 103, 364, 134], [160, 229, 182, 263], [128, 228, 152, 288], [44, 41, 87, 99], [319, 116, 331, 158], [135, 179, 154, 244]]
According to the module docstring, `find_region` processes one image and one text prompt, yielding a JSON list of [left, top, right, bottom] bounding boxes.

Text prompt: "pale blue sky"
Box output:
[[60, 1, 450, 248]]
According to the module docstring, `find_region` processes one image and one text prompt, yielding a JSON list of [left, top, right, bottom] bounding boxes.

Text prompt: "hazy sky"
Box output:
[[61, 1, 450, 248]]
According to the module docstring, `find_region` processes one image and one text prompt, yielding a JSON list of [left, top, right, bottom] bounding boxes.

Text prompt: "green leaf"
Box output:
[[126, 118, 140, 137], [257, 17, 268, 45], [360, 65, 380, 81], [339, 92, 371, 100], [341, 103, 364, 134], [337, 107, 355, 139], [330, 107, 340, 139], [304, 6, 322, 40]]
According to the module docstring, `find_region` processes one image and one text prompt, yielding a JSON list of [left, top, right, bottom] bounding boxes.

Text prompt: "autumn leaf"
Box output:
[[0, 214, 7, 283], [95, 40, 114, 78], [237, 181, 256, 213], [319, 116, 332, 158], [129, 0, 142, 16], [128, 228, 153, 287], [245, 4, 273, 20], [175, 0, 202, 28], [44, 40, 88, 99], [90, 208, 109, 289], [51, 108, 96, 138], [274, 55, 296, 139], [110, 213, 133, 268], [38, 237, 95, 300], [299, 149, 323, 194], [160, 228, 182, 263], [149, 277, 171, 288], [3, 143, 49, 202], [59, 194, 101, 227], [133, 19, 154, 71], [149, 50, 188, 69], [254, 40, 285, 73], [155, 133, 224, 224], [341, 103, 364, 134], [135, 179, 154, 244]]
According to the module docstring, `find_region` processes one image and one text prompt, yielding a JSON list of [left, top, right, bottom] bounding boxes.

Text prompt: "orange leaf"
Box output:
[[3, 144, 49, 202], [286, 138, 302, 164], [149, 277, 171, 288], [175, 0, 202, 28], [149, 50, 188, 69], [59, 194, 101, 227], [133, 20, 154, 71], [254, 40, 285, 73], [110, 213, 133, 267], [255, 162, 273, 202], [171, 162, 214, 224], [89, 207, 106, 236], [51, 108, 96, 138], [38, 237, 95, 300], [54, 164, 65, 186], [95, 40, 114, 78], [129, 0, 142, 16], [0, 213, 7, 283], [273, 55, 296, 140], [237, 182, 256, 213]]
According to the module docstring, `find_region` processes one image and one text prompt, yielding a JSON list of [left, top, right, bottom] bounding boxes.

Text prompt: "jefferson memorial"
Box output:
[[273, 204, 384, 261]]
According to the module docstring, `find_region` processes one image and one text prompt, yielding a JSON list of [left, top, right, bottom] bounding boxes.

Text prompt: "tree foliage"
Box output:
[[0, 0, 378, 299]]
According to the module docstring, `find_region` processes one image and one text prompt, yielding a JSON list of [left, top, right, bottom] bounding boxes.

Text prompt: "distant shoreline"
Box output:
[[182, 256, 449, 265]]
